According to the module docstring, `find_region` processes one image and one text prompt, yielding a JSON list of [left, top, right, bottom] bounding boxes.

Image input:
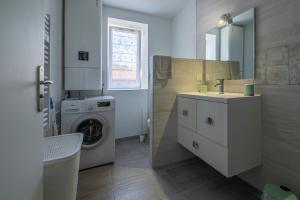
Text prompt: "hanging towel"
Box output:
[[154, 55, 172, 80]]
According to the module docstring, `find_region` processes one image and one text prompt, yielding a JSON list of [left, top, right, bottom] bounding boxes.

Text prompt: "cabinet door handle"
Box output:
[[192, 141, 199, 149], [206, 117, 214, 126], [182, 110, 188, 116]]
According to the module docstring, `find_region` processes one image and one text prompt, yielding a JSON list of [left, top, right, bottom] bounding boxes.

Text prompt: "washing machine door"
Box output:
[[72, 114, 108, 149]]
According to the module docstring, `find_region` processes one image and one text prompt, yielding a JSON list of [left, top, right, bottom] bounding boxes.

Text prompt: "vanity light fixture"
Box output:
[[218, 14, 232, 26]]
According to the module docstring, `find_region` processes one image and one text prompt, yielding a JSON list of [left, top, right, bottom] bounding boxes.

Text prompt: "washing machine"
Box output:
[[61, 96, 115, 170]]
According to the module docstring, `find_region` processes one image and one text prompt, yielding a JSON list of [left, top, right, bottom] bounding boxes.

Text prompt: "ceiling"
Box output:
[[102, 0, 192, 19]]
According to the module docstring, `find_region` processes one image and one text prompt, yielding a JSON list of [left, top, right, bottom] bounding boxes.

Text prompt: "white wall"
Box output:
[[45, 0, 64, 105], [171, 0, 197, 59], [43, 0, 64, 136], [102, 6, 172, 139]]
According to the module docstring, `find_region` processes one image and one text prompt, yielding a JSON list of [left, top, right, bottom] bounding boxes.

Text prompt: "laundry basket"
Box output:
[[43, 133, 83, 200]]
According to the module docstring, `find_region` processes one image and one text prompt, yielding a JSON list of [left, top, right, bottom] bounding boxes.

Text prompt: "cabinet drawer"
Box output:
[[197, 100, 228, 147], [178, 125, 200, 155], [178, 97, 196, 131], [197, 134, 229, 176], [178, 125, 229, 176]]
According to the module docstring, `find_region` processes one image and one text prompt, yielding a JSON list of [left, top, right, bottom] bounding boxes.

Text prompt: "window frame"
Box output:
[[104, 17, 150, 91], [108, 24, 143, 90]]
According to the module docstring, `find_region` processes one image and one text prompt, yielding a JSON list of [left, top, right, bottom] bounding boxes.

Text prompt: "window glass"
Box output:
[[109, 26, 141, 89], [205, 33, 217, 60]]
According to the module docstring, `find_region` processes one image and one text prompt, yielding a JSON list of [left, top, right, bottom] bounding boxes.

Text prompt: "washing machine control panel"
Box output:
[[89, 100, 113, 112], [97, 101, 111, 107], [62, 96, 115, 114]]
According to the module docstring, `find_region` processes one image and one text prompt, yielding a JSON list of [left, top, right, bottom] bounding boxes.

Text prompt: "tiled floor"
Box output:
[[77, 138, 261, 200]]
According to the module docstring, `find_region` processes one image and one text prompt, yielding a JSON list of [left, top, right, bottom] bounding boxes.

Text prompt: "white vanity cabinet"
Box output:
[[177, 92, 261, 177]]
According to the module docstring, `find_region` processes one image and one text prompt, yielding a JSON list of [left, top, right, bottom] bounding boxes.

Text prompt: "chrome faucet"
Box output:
[[214, 79, 225, 94]]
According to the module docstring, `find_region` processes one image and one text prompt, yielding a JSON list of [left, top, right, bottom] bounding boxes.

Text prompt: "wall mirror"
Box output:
[[205, 8, 255, 80]]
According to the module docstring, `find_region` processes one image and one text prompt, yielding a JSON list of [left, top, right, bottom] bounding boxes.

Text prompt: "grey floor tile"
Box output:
[[115, 138, 151, 168], [163, 159, 225, 191], [113, 166, 152, 183], [77, 137, 261, 200], [77, 190, 114, 200], [182, 177, 260, 200], [77, 165, 114, 199], [163, 193, 187, 200], [151, 170, 181, 196]]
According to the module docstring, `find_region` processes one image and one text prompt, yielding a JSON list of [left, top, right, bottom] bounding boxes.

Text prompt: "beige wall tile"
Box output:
[[152, 58, 202, 167]]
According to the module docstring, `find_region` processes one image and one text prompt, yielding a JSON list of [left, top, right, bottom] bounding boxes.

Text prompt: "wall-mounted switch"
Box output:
[[78, 51, 89, 61]]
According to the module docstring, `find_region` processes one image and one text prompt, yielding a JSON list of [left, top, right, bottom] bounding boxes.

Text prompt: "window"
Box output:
[[109, 26, 141, 89], [108, 18, 148, 90], [205, 33, 217, 60]]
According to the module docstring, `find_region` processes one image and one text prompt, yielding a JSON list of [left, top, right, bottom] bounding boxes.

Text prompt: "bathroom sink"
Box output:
[[177, 92, 260, 103]]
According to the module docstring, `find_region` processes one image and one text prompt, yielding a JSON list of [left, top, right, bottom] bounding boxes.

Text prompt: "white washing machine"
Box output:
[[61, 96, 115, 170]]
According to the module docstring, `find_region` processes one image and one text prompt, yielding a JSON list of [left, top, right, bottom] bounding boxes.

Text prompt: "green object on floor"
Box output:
[[262, 184, 298, 200]]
